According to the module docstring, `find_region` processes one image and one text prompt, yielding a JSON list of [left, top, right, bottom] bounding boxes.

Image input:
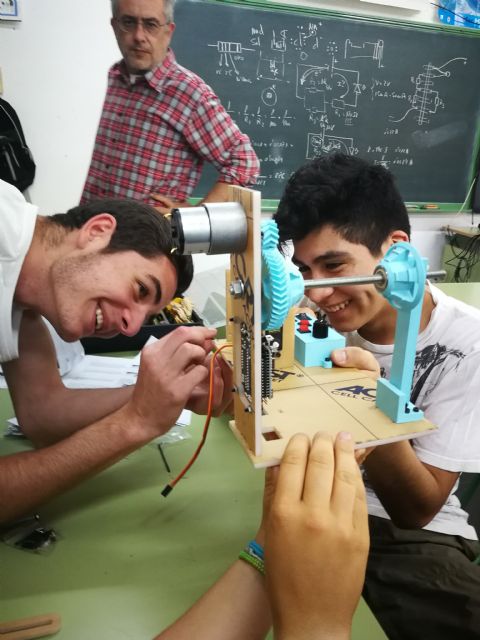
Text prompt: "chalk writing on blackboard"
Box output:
[[388, 57, 467, 125], [205, 26, 468, 178], [174, 0, 480, 201]]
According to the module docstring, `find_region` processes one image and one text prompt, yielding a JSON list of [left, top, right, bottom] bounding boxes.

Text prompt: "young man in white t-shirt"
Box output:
[[274, 152, 480, 640], [0, 179, 227, 525]]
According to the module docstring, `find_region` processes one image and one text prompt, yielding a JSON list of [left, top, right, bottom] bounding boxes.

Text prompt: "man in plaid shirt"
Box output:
[[81, 0, 259, 214]]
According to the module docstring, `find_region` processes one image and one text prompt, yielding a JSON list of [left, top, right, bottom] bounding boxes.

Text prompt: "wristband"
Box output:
[[239, 549, 265, 575], [247, 540, 264, 560]]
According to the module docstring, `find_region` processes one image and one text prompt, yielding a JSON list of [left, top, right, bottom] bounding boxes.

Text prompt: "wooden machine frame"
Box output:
[[222, 185, 436, 468]]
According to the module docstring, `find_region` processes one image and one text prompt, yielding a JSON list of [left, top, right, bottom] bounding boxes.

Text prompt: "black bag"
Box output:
[[0, 97, 36, 192]]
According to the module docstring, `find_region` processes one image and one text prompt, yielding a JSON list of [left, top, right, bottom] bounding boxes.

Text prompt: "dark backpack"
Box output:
[[0, 97, 36, 192]]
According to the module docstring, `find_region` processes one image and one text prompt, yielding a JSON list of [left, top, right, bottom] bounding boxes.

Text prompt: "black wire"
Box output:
[[445, 230, 480, 282], [430, 2, 480, 27]]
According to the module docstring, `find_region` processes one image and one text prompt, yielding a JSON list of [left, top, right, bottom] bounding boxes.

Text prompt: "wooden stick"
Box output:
[[0, 613, 61, 640]]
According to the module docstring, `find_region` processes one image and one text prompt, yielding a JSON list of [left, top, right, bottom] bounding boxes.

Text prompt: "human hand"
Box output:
[[151, 194, 190, 216], [253, 465, 280, 548], [126, 326, 216, 439], [185, 351, 234, 416], [331, 346, 379, 463], [331, 346, 380, 379], [265, 432, 369, 640]]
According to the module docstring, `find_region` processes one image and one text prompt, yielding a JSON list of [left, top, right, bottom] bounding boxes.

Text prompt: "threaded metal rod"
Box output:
[[303, 269, 446, 290]]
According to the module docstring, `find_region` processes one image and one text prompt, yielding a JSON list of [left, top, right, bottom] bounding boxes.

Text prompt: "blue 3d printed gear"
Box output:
[[261, 220, 304, 330]]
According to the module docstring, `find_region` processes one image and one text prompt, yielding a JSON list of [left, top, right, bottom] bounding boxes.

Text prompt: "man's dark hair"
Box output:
[[274, 153, 411, 256], [48, 198, 193, 296]]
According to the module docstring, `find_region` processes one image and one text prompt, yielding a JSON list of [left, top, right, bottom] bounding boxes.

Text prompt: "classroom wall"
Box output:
[[0, 1, 117, 212], [0, 0, 472, 270]]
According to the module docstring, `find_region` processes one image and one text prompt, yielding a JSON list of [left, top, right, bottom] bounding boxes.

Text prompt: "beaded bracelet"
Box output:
[[239, 549, 265, 575], [238, 540, 265, 575]]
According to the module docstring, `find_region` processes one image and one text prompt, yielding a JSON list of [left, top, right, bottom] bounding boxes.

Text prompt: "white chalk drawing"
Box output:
[[294, 56, 365, 129], [388, 57, 467, 125], [261, 86, 278, 106], [271, 29, 287, 53], [239, 104, 295, 129], [208, 40, 255, 78], [257, 50, 285, 81], [307, 131, 355, 158], [195, 17, 471, 189], [345, 38, 384, 68]]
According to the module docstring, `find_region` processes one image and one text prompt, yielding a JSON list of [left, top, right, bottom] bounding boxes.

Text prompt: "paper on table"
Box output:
[[3, 335, 191, 436]]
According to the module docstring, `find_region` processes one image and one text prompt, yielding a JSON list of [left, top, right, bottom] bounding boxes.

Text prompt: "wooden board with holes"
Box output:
[[225, 186, 436, 468], [227, 185, 262, 455]]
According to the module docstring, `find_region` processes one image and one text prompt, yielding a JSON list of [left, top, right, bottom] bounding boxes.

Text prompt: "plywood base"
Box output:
[[219, 338, 436, 467], [230, 363, 435, 468]]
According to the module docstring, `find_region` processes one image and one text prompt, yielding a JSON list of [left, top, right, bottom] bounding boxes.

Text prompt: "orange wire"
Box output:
[[162, 343, 233, 495]]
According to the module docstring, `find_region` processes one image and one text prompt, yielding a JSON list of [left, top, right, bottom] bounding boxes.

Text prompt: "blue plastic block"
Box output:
[[294, 321, 346, 368]]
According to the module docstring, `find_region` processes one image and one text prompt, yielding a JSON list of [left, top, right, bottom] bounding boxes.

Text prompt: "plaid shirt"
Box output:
[[81, 50, 259, 205]]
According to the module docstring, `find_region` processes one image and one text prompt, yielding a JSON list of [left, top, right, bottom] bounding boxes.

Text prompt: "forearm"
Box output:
[[0, 403, 151, 525], [200, 180, 231, 204], [18, 385, 133, 446], [1, 326, 219, 524], [364, 440, 453, 527], [4, 313, 134, 445], [154, 559, 270, 640], [275, 628, 350, 640]]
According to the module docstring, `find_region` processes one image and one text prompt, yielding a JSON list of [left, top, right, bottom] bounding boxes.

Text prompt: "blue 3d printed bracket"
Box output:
[[373, 242, 427, 423]]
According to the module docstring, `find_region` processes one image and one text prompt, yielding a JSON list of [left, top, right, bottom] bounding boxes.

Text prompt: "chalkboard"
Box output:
[[173, 0, 480, 204]]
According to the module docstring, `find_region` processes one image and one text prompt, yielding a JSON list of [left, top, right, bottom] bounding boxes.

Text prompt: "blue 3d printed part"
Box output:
[[375, 242, 427, 423], [294, 315, 346, 368], [261, 219, 304, 330]]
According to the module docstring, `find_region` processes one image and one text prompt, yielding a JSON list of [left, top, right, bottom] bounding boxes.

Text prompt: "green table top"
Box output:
[[0, 389, 386, 639]]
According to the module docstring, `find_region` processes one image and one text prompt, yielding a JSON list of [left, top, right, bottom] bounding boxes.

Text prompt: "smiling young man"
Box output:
[[0, 179, 233, 525], [81, 0, 259, 213], [273, 153, 480, 639]]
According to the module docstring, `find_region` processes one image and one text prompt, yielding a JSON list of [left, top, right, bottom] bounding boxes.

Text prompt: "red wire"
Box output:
[[162, 343, 232, 495]]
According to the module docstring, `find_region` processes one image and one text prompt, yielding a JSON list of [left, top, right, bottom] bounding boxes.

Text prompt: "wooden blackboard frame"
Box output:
[[177, 0, 480, 212]]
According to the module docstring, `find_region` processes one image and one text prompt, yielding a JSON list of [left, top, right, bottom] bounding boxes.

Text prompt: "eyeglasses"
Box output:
[[115, 16, 170, 35]]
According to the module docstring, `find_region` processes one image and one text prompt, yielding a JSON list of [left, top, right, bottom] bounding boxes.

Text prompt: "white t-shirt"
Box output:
[[347, 284, 480, 540], [0, 180, 37, 363]]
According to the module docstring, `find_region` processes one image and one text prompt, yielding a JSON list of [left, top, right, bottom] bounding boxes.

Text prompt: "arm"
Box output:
[[154, 559, 270, 640], [152, 181, 233, 215], [184, 93, 259, 187], [5, 314, 231, 443], [0, 325, 216, 524], [154, 447, 278, 640], [363, 443, 458, 528], [265, 432, 369, 640], [3, 312, 133, 446], [155, 432, 368, 640], [0, 404, 153, 525], [332, 345, 458, 528], [153, 90, 259, 215]]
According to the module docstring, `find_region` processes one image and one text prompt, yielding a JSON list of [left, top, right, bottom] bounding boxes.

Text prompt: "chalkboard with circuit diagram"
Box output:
[[174, 0, 480, 204]]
